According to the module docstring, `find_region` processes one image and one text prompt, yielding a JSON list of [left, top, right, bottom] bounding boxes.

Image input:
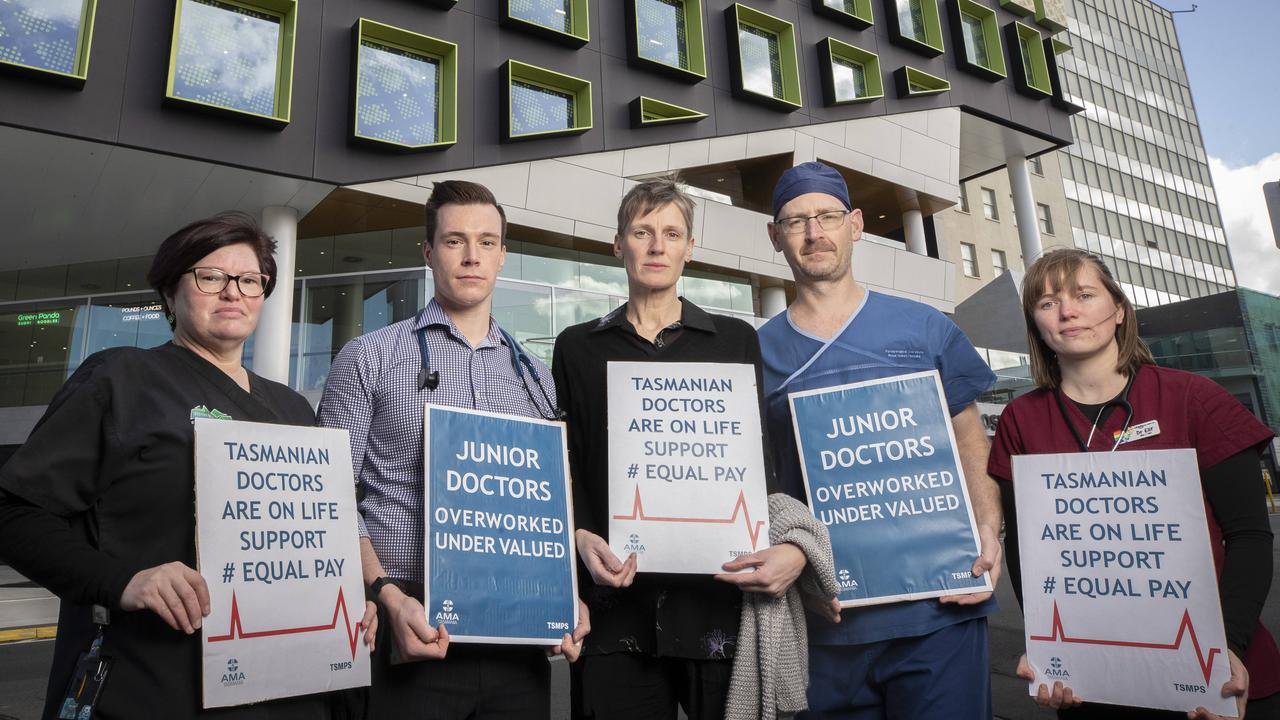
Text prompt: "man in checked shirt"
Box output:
[[318, 180, 589, 719]]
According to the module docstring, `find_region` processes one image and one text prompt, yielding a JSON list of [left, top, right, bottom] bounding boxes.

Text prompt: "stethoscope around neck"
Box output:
[[1054, 371, 1137, 453], [415, 325, 564, 421]]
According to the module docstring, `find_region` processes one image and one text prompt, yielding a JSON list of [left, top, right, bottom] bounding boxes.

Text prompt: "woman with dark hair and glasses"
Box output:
[[0, 212, 375, 719], [987, 248, 1279, 719]]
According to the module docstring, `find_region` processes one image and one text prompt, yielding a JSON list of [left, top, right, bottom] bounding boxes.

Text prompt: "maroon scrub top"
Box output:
[[989, 363, 1280, 699]]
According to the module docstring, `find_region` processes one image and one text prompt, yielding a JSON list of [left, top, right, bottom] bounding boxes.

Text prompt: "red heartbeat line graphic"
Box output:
[[208, 587, 364, 660], [613, 486, 766, 550], [1029, 600, 1222, 683]]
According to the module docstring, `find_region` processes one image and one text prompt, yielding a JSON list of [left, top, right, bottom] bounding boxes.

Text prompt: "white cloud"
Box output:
[[1208, 153, 1280, 295]]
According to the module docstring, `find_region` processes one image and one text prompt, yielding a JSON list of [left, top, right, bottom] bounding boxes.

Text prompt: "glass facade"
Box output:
[[171, 0, 283, 117], [737, 24, 783, 99], [635, 0, 688, 70], [0, 229, 758, 409], [1057, 0, 1234, 308], [897, 0, 928, 44], [0, 0, 86, 75], [510, 0, 572, 34], [355, 40, 441, 147], [510, 80, 575, 136]]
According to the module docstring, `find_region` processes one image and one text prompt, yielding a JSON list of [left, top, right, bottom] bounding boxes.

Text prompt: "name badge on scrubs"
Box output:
[[1113, 419, 1160, 445]]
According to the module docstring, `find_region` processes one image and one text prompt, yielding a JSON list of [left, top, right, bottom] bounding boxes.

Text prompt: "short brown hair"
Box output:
[[147, 212, 277, 329], [425, 180, 507, 245], [1021, 248, 1154, 389], [616, 178, 695, 238]]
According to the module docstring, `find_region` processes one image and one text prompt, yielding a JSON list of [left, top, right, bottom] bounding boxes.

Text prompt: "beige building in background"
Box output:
[[938, 151, 1074, 303]]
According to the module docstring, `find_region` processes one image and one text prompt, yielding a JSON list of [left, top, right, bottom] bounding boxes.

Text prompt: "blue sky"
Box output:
[[1161, 0, 1280, 292], [1167, 0, 1280, 167]]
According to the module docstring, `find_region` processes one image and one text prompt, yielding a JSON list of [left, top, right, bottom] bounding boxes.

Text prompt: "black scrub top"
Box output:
[[0, 343, 326, 720]]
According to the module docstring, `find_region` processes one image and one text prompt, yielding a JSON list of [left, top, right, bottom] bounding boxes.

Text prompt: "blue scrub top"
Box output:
[[759, 291, 998, 645]]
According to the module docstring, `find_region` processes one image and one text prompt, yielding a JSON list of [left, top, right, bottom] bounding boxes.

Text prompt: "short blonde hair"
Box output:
[[1021, 248, 1154, 389], [616, 178, 695, 238]]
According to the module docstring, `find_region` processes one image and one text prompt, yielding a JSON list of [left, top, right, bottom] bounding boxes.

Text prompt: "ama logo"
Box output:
[[1044, 656, 1070, 679], [435, 599, 459, 625], [622, 533, 646, 554], [221, 658, 246, 686], [837, 569, 859, 593]]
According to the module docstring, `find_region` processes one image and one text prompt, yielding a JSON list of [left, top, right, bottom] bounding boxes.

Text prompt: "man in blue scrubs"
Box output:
[[758, 162, 1003, 718]]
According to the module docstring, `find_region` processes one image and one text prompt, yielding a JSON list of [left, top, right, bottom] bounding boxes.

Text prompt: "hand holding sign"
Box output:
[[575, 529, 637, 589], [382, 587, 450, 661], [715, 542, 807, 598], [120, 561, 211, 634]]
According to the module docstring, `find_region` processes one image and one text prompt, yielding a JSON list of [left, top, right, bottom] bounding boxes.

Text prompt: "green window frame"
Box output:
[[165, 0, 297, 127], [725, 4, 802, 111], [626, 0, 706, 82], [1032, 0, 1068, 33], [818, 38, 883, 105], [0, 0, 98, 85], [883, 0, 944, 56], [503, 0, 589, 47], [949, 0, 1004, 81], [630, 96, 706, 127], [502, 59, 592, 142], [893, 65, 949, 97], [351, 19, 457, 151], [811, 0, 874, 30], [1045, 36, 1081, 112], [998, 0, 1034, 15], [1006, 20, 1051, 98]]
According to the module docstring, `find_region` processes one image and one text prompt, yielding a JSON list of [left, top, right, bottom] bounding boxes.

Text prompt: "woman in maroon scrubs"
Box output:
[[988, 248, 1278, 720]]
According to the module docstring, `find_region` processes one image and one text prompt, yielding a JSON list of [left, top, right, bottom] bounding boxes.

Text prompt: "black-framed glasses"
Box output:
[[774, 210, 850, 235], [187, 267, 270, 297]]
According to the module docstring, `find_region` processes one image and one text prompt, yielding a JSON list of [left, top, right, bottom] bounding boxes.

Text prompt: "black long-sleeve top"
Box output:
[[551, 299, 777, 659]]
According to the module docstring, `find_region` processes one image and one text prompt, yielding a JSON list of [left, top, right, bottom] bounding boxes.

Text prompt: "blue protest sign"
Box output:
[[424, 406, 578, 644], [788, 370, 989, 607]]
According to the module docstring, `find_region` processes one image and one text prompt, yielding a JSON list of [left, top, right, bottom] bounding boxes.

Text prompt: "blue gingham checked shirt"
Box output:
[[316, 298, 557, 583]]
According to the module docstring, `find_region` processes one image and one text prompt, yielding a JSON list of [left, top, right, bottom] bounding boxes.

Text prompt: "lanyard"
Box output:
[[1054, 372, 1137, 453]]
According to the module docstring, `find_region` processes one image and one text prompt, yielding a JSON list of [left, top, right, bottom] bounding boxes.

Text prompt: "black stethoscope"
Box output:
[[1054, 371, 1137, 453], [415, 326, 564, 421]]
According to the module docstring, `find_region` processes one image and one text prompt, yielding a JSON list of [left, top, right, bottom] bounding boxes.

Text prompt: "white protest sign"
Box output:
[[608, 361, 770, 573], [195, 419, 369, 708], [1013, 449, 1234, 715]]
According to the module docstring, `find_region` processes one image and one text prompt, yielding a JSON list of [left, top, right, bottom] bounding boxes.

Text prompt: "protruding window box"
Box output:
[[1007, 21, 1051, 98], [883, 0, 944, 57], [725, 4, 802, 112], [1033, 0, 1068, 33], [351, 19, 457, 152], [630, 96, 706, 127], [894, 65, 949, 97], [0, 0, 98, 86], [811, 0, 874, 30], [998, 0, 1035, 15], [502, 0, 589, 48], [818, 38, 883, 105], [949, 0, 1005, 81], [502, 60, 592, 142], [626, 0, 706, 83], [165, 0, 296, 128], [1046, 37, 1083, 113]]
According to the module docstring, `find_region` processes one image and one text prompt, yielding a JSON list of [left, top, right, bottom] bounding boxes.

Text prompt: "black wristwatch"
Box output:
[[369, 576, 400, 602]]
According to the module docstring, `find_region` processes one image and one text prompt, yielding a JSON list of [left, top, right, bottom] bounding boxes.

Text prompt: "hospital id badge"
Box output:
[[58, 632, 111, 719]]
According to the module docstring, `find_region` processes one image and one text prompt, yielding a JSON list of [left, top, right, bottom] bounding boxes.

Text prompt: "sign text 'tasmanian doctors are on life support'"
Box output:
[[194, 420, 369, 709], [607, 362, 771, 574]]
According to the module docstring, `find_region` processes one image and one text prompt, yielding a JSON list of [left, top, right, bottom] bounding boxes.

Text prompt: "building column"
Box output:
[[902, 209, 927, 255], [253, 205, 298, 385], [1007, 154, 1042, 264], [761, 286, 787, 318]]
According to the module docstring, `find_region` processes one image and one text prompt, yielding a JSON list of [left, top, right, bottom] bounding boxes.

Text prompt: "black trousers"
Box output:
[[571, 653, 732, 720], [366, 601, 550, 720]]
